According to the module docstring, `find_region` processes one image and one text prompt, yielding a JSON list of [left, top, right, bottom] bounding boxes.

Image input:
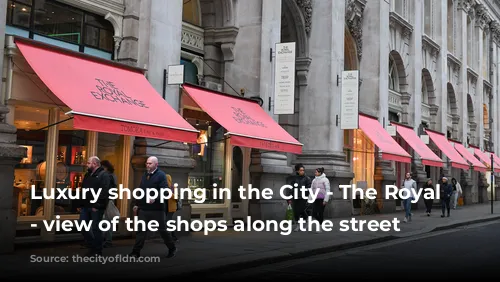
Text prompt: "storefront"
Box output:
[[179, 83, 303, 223], [343, 114, 412, 214], [6, 36, 199, 243]]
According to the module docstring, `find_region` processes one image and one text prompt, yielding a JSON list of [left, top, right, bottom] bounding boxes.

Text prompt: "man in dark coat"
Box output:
[[79, 156, 111, 256], [287, 163, 312, 231], [440, 177, 453, 217], [129, 156, 176, 258]]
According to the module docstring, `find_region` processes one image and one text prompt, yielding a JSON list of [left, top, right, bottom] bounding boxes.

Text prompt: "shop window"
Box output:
[[55, 115, 87, 215], [97, 133, 123, 211], [187, 121, 226, 204], [351, 129, 375, 189], [231, 146, 243, 202], [14, 105, 49, 217], [6, 0, 114, 54]]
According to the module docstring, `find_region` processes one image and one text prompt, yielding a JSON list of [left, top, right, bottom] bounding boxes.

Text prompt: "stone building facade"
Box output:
[[1, 0, 500, 253]]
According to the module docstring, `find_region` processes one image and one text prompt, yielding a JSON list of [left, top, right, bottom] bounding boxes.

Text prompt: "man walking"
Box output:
[[80, 156, 111, 256], [440, 177, 453, 217], [129, 156, 177, 258]]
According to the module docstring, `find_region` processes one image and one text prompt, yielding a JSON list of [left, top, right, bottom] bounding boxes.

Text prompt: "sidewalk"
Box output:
[[1, 202, 500, 278]]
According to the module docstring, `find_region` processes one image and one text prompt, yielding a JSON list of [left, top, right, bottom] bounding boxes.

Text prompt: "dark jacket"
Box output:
[[79, 166, 111, 210], [287, 173, 312, 199], [440, 182, 453, 200], [133, 168, 169, 211]]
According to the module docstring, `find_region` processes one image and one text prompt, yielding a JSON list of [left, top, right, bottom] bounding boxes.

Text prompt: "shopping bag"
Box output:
[[105, 200, 120, 219], [285, 203, 294, 221]]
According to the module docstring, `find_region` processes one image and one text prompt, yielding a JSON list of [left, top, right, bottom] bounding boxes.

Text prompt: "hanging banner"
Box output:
[[273, 42, 296, 115], [340, 70, 359, 129]]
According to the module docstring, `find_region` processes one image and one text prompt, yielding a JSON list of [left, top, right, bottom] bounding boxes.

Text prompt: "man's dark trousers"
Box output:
[[132, 209, 175, 253]]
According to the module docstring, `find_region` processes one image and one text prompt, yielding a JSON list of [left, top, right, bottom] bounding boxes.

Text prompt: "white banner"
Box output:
[[273, 42, 296, 115], [340, 70, 359, 129]]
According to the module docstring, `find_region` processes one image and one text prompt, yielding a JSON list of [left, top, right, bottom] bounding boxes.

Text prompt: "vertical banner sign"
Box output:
[[340, 70, 359, 129], [274, 42, 296, 115]]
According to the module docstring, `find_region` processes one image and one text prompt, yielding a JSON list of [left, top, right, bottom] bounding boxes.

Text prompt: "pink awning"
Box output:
[[359, 115, 411, 163], [393, 124, 443, 167], [475, 149, 500, 172], [487, 151, 500, 170], [451, 142, 487, 172], [425, 130, 469, 170], [182, 84, 303, 154], [15, 38, 198, 143]]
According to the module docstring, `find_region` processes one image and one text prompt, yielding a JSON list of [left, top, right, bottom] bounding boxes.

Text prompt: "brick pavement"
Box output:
[[1, 202, 499, 278]]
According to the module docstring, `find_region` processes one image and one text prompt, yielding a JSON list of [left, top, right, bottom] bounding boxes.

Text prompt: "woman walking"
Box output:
[[309, 167, 330, 233], [165, 174, 179, 242], [451, 178, 462, 209], [423, 178, 434, 216]]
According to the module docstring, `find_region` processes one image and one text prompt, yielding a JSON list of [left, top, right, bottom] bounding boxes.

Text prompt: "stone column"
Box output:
[[408, 0, 427, 210], [247, 0, 292, 221], [358, 0, 395, 213], [0, 0, 26, 254], [493, 23, 500, 153], [475, 4, 491, 151], [294, 0, 353, 218], [120, 0, 195, 233]]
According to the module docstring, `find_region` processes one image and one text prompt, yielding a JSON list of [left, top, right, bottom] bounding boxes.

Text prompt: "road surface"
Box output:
[[195, 221, 500, 279]]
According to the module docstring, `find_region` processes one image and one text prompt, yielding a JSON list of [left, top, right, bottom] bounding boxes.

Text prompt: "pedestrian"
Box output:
[[129, 156, 177, 258], [440, 177, 453, 217], [101, 160, 117, 248], [401, 172, 416, 223], [287, 163, 312, 232], [165, 174, 179, 242], [451, 178, 462, 209], [79, 156, 111, 256], [423, 178, 434, 216], [309, 167, 330, 233]]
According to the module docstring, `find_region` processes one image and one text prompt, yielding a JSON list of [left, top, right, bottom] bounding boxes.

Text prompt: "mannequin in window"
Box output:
[[197, 130, 208, 156]]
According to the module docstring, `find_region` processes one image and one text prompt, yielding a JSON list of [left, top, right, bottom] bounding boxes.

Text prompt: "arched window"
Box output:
[[483, 103, 489, 129], [183, 0, 201, 26], [447, 0, 454, 52], [389, 55, 399, 92]]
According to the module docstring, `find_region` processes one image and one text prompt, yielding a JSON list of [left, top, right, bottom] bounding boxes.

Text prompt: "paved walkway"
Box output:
[[1, 202, 499, 278]]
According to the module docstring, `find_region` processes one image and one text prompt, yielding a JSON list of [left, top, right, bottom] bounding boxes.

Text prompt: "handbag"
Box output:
[[105, 200, 120, 219], [285, 203, 294, 221]]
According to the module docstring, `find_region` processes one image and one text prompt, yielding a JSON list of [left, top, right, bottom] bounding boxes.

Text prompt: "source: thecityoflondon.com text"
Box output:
[[30, 254, 161, 264]]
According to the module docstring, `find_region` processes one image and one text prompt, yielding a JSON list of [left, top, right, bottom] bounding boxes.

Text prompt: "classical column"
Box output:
[[475, 4, 491, 151], [293, 0, 354, 218], [127, 0, 195, 234], [358, 0, 395, 213], [248, 0, 293, 221], [0, 1, 27, 254]]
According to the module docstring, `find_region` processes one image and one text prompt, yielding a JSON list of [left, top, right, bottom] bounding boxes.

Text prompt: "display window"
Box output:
[[181, 93, 226, 205], [13, 104, 49, 217]]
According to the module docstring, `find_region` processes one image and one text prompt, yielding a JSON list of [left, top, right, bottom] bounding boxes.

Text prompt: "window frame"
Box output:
[[6, 0, 114, 55]]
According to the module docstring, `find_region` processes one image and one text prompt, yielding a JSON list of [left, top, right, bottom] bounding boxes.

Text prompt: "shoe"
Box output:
[[427, 212, 430, 216], [409, 216, 412, 222], [293, 225, 299, 232], [441, 214, 445, 218], [166, 247, 177, 258], [403, 217, 408, 223]]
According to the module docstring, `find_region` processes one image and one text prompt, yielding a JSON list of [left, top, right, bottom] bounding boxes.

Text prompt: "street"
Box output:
[[194, 221, 500, 279]]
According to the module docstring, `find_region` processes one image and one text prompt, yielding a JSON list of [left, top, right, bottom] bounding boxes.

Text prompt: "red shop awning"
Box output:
[[359, 115, 411, 163], [474, 148, 500, 172], [392, 124, 443, 167], [487, 151, 500, 171], [425, 130, 469, 170], [15, 38, 198, 143], [451, 142, 487, 172], [182, 84, 303, 154]]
